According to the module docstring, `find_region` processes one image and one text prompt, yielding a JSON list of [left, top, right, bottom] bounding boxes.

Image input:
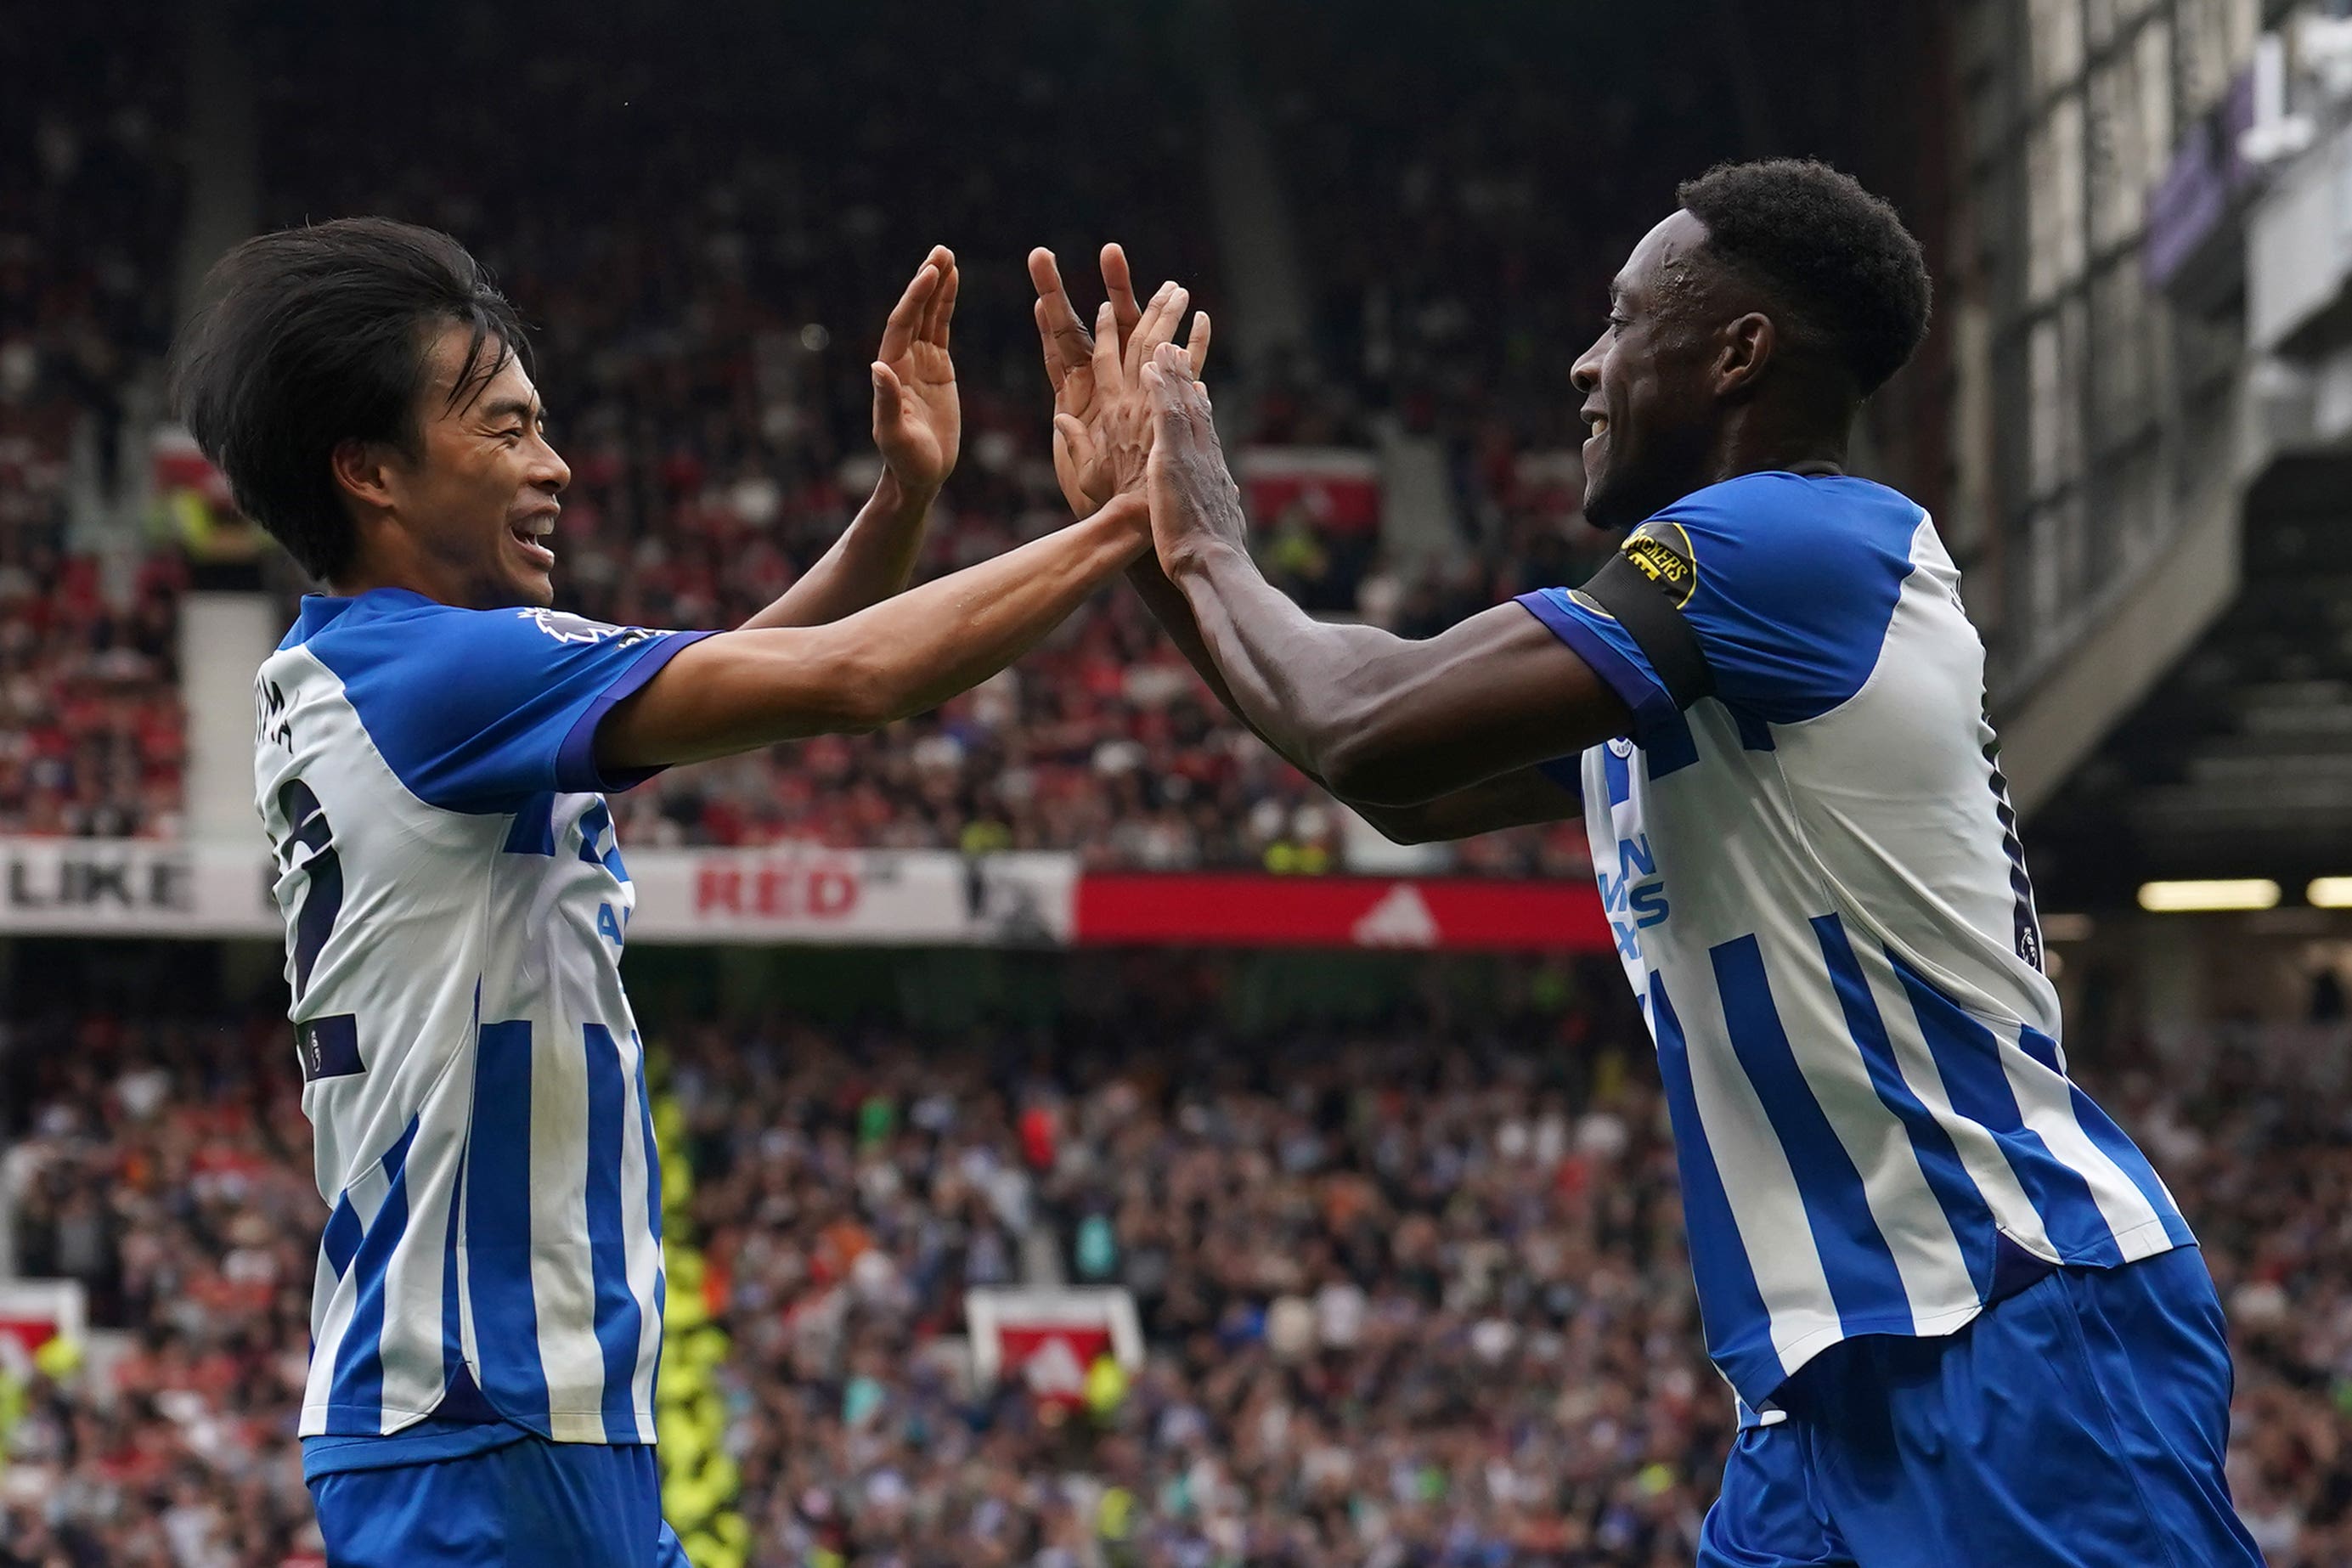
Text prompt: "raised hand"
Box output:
[[1029, 244, 1209, 516], [1141, 341, 1249, 579], [871, 245, 961, 497]]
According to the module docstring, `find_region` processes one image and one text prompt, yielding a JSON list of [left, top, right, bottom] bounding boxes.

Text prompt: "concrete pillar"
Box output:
[[179, 592, 279, 846]]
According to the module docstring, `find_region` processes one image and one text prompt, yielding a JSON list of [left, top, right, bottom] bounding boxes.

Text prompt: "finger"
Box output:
[[1026, 245, 1061, 296], [1052, 412, 1097, 468], [1153, 341, 1204, 413], [1029, 247, 1096, 381], [1102, 244, 1142, 352], [1091, 300, 1122, 397], [1141, 360, 1178, 425], [871, 361, 905, 436], [1122, 284, 1173, 385], [1187, 311, 1213, 376], [877, 262, 939, 364], [1128, 285, 1188, 379], [1034, 300, 1067, 394], [922, 251, 958, 349]]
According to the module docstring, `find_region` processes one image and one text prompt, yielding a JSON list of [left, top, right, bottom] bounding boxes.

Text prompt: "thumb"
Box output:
[[871, 362, 903, 431], [1141, 362, 1187, 435], [1052, 412, 1096, 464]]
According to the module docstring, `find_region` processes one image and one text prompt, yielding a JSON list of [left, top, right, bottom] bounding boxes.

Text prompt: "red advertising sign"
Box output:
[[991, 1323, 1116, 1408], [1073, 874, 1612, 952], [0, 838, 1608, 953], [0, 1281, 85, 1375], [1237, 447, 1383, 534], [966, 1288, 1143, 1412], [691, 858, 862, 922]]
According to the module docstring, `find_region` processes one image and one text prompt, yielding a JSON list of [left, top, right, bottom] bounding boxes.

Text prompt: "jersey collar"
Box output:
[[281, 587, 437, 649]]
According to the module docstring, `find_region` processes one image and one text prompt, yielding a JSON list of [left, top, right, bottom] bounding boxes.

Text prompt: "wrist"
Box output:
[[873, 468, 940, 520], [1164, 529, 1248, 581], [1086, 493, 1154, 561]]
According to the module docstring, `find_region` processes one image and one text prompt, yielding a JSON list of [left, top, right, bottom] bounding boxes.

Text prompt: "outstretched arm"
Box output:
[[1140, 344, 1631, 807], [1125, 547, 1585, 841], [742, 245, 962, 630], [597, 495, 1148, 769], [1029, 246, 1585, 840]]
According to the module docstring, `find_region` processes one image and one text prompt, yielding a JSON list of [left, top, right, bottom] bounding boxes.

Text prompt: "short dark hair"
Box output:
[[167, 218, 531, 583], [1675, 159, 1931, 398]]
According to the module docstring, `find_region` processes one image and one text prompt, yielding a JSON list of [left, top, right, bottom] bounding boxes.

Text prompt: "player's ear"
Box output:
[[1715, 312, 1774, 398], [330, 437, 402, 515]]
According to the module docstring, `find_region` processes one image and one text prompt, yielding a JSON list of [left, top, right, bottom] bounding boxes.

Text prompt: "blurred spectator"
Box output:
[[8, 979, 2352, 1565], [238, 4, 1605, 876], [0, 8, 189, 841]]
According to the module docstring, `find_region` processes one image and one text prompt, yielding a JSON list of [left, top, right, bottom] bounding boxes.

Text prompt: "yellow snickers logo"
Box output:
[[1621, 522, 1697, 608]]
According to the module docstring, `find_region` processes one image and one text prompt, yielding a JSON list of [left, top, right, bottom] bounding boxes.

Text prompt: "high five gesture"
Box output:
[[1029, 243, 1209, 516], [871, 244, 962, 498]]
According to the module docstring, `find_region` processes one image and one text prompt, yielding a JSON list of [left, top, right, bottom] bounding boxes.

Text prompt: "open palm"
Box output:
[[1029, 243, 1210, 516], [871, 245, 961, 494]]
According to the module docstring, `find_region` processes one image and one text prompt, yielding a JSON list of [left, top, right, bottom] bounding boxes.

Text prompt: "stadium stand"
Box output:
[[0, 12, 189, 843], [4, 967, 2350, 1565], [1, 1, 1957, 877], [0, 5, 1791, 874], [214, 6, 1652, 874]]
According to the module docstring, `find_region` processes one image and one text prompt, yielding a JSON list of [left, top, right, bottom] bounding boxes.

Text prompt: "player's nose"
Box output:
[[530, 437, 572, 494], [1571, 331, 1605, 396]]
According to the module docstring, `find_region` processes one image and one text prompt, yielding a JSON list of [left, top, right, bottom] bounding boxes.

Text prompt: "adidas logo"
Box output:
[[1352, 883, 1438, 947], [1021, 1335, 1089, 1396]]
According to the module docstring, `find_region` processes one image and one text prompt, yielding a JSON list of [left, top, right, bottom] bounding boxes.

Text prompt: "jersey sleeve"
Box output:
[[319, 604, 716, 813], [1515, 473, 1918, 740]]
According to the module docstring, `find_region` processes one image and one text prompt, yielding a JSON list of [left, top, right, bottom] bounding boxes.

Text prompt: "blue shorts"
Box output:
[[309, 1436, 687, 1568], [1701, 1247, 2261, 1568]]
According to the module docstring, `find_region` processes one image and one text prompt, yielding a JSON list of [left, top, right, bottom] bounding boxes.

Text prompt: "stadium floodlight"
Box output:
[[2039, 912, 2095, 943], [2135, 879, 2281, 912], [2306, 878, 2352, 909]]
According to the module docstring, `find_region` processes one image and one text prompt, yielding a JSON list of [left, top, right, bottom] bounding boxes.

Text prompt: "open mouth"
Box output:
[[1586, 415, 1610, 439], [509, 519, 556, 567]]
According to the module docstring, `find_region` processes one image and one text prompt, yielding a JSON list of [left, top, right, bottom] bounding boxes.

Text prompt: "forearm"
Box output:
[[737, 472, 939, 630], [1168, 539, 1630, 806], [1131, 557, 1578, 840], [600, 498, 1148, 768], [852, 499, 1144, 726], [1351, 768, 1580, 843], [1125, 555, 1249, 722], [1165, 539, 1405, 782]]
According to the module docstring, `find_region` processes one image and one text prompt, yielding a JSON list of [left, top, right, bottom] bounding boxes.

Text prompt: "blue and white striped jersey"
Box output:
[[1518, 472, 2191, 1423], [254, 587, 711, 1447]]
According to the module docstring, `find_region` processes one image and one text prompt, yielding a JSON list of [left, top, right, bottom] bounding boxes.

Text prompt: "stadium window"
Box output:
[[2090, 261, 2154, 450], [2027, 93, 2087, 305], [2088, 51, 2149, 252], [2031, 0, 2086, 97]]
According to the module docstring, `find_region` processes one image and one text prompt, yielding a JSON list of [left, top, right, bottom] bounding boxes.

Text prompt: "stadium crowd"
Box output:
[[5, 975, 2352, 1566], [244, 5, 1611, 876], [0, 10, 189, 841], [5, 5, 1644, 872]]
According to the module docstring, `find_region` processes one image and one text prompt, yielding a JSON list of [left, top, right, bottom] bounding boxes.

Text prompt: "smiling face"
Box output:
[[362, 323, 571, 609], [1570, 209, 1727, 532]]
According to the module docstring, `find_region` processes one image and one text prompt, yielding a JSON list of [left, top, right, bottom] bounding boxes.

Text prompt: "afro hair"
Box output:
[[1676, 159, 1931, 397]]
